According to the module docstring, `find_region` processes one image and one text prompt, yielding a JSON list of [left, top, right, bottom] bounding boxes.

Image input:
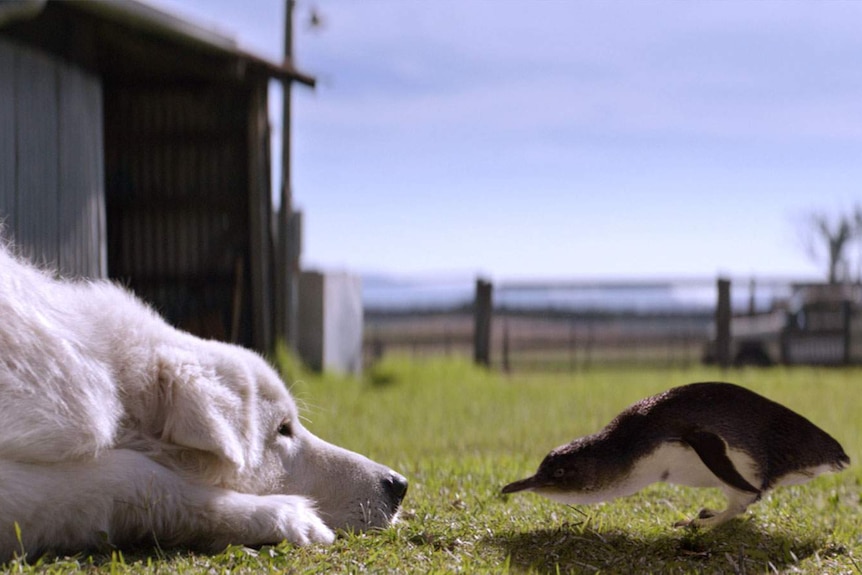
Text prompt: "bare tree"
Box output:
[[803, 206, 862, 284]]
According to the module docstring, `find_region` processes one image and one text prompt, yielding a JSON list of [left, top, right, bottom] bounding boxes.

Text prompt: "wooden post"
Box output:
[[474, 278, 493, 367], [371, 335, 384, 363], [248, 83, 273, 353], [748, 277, 756, 316], [502, 316, 510, 373], [715, 278, 732, 368], [842, 299, 852, 365]]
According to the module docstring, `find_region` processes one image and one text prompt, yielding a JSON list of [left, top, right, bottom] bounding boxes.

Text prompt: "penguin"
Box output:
[[502, 382, 850, 528]]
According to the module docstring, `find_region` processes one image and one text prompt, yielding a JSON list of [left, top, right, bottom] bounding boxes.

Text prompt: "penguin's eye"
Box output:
[[277, 421, 293, 438], [554, 468, 565, 478]]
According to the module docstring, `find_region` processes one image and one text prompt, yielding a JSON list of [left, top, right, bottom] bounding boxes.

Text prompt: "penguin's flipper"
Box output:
[[681, 430, 760, 494]]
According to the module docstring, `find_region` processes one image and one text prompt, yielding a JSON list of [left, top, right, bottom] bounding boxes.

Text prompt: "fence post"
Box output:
[[502, 316, 511, 373], [715, 278, 732, 368], [748, 277, 756, 316], [474, 278, 493, 367], [842, 299, 852, 365]]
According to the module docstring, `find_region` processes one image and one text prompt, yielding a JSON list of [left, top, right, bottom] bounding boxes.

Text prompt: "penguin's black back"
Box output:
[[595, 382, 849, 489]]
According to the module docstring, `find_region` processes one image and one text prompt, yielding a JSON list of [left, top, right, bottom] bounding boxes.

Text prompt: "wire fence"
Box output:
[[363, 276, 808, 372]]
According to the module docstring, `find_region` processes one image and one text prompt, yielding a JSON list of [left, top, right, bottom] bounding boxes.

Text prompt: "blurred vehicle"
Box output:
[[703, 283, 862, 366]]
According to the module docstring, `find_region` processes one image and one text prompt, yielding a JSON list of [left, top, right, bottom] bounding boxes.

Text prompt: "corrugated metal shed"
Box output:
[[0, 0, 314, 353]]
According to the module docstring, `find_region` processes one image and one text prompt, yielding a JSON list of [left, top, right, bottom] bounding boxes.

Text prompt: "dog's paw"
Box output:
[[251, 495, 335, 546], [210, 492, 335, 549]]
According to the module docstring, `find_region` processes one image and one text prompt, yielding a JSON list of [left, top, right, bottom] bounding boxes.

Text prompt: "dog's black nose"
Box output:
[[382, 471, 408, 505]]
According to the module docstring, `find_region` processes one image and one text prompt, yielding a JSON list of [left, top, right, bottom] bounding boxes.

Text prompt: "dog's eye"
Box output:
[[277, 421, 293, 438]]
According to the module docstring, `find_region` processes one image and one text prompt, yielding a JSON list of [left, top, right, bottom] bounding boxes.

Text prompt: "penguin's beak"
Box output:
[[501, 475, 542, 494]]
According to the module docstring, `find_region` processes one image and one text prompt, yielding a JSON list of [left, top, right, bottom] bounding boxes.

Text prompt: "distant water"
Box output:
[[362, 277, 473, 311], [362, 276, 792, 313]]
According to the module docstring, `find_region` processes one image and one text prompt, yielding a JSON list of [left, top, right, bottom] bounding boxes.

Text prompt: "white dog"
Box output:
[[0, 244, 407, 562]]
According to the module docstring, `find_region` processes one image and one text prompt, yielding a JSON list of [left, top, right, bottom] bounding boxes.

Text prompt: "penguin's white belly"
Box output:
[[627, 442, 761, 493], [542, 442, 761, 506]]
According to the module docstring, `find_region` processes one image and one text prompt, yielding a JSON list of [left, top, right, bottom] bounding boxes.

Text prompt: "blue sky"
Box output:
[[152, 0, 862, 281]]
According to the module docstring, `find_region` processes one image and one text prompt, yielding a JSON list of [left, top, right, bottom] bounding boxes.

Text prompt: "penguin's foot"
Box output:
[[673, 508, 719, 528], [675, 508, 739, 528], [673, 491, 759, 529]]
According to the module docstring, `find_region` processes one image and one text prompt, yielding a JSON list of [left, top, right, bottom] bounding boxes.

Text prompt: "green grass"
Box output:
[[6, 357, 862, 574]]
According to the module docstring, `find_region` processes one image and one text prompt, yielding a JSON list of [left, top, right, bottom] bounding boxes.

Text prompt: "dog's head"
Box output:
[[153, 340, 407, 533]]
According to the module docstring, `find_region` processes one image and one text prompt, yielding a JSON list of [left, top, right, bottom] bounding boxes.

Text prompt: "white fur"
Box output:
[[0, 245, 404, 561]]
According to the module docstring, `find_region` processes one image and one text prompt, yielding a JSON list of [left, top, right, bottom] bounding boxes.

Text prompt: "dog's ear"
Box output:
[[156, 347, 246, 470]]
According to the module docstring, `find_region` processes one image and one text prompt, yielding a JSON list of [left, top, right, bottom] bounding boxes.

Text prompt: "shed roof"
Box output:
[[0, 0, 315, 87]]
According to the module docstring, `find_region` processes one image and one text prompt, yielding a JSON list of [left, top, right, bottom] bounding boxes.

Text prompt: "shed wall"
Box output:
[[0, 38, 106, 277]]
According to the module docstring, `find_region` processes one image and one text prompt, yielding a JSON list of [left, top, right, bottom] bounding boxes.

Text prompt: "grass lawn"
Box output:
[[6, 356, 861, 574]]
